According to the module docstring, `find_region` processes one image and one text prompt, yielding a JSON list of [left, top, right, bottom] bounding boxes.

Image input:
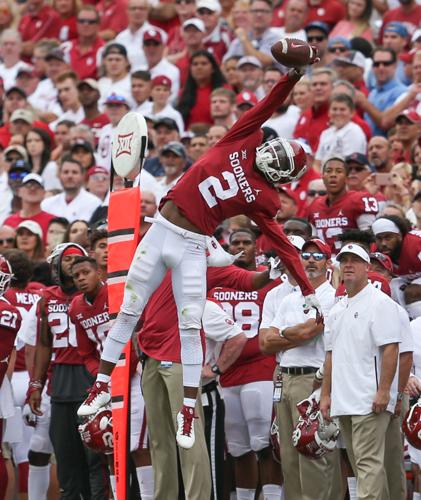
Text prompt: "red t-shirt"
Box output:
[[66, 38, 105, 80], [306, 0, 346, 28], [293, 102, 329, 153], [335, 271, 391, 298], [57, 15, 78, 42], [97, 0, 129, 34], [3, 211, 55, 245], [307, 190, 379, 253], [0, 298, 21, 386], [209, 267, 278, 387], [81, 113, 110, 146], [271, 4, 287, 27], [164, 72, 314, 295], [43, 286, 83, 365], [186, 85, 214, 128], [18, 5, 60, 43]]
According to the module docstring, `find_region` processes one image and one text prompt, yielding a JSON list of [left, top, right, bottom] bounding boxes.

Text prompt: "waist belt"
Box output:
[[202, 380, 219, 394], [280, 366, 318, 376]]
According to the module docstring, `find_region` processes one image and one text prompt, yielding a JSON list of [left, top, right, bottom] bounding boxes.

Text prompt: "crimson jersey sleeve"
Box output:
[[350, 191, 379, 221], [207, 265, 255, 291], [0, 300, 22, 386]]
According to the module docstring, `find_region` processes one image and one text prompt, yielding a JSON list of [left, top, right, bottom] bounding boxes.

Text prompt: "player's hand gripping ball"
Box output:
[[271, 38, 319, 67]]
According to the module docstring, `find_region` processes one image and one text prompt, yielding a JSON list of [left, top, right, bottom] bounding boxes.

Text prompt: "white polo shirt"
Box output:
[[41, 188, 102, 223], [260, 278, 295, 329], [325, 283, 402, 417], [271, 280, 335, 368], [315, 121, 367, 164], [411, 316, 421, 377]]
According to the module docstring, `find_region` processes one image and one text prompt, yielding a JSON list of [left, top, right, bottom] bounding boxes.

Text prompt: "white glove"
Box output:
[[303, 294, 323, 322], [22, 403, 38, 427], [206, 236, 243, 267], [268, 257, 282, 279]]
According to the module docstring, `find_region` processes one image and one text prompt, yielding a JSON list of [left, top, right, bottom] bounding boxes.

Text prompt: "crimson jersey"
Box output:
[[336, 271, 391, 298], [43, 286, 83, 365], [4, 283, 43, 371], [163, 72, 313, 296], [209, 267, 277, 387], [385, 232, 421, 278], [0, 298, 22, 386], [307, 191, 378, 253], [139, 266, 258, 362]]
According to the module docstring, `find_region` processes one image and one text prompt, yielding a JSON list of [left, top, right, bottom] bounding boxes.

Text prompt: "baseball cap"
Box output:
[[384, 21, 408, 39], [70, 139, 94, 153], [236, 91, 258, 107], [369, 252, 393, 274], [17, 220, 43, 239], [105, 93, 130, 107], [333, 50, 366, 70], [16, 66, 37, 78], [237, 56, 262, 69], [327, 36, 351, 49], [345, 152, 369, 166], [103, 43, 127, 58], [45, 48, 66, 62], [153, 117, 179, 131], [4, 145, 28, 161], [10, 109, 34, 124], [22, 173, 44, 187], [304, 21, 330, 36], [278, 186, 299, 205], [77, 78, 100, 91], [288, 235, 305, 251], [337, 243, 370, 263], [9, 159, 31, 173], [143, 29, 164, 44], [396, 109, 421, 124], [183, 18, 206, 32], [151, 75, 172, 89], [197, 0, 221, 13], [6, 86, 26, 99], [161, 141, 186, 158], [87, 166, 109, 177], [412, 29, 421, 43], [302, 238, 332, 259]]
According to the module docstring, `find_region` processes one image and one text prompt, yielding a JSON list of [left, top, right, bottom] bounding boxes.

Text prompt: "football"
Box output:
[[271, 38, 317, 68]]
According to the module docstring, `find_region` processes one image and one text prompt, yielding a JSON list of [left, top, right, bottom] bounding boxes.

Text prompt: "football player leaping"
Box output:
[[78, 49, 321, 449]]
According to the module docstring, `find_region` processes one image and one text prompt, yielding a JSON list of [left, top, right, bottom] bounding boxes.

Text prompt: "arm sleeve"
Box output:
[[371, 299, 402, 347], [207, 265, 255, 291], [253, 214, 314, 296], [220, 71, 301, 143]]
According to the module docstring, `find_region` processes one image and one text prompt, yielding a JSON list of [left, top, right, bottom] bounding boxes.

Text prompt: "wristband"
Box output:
[[211, 364, 222, 375], [397, 391, 405, 401], [279, 328, 286, 338], [315, 369, 324, 382]]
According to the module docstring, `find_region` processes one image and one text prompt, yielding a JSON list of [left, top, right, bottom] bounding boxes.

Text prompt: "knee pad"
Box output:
[[250, 434, 270, 453], [29, 433, 54, 455], [178, 302, 204, 330], [108, 311, 139, 344], [180, 330, 203, 365]]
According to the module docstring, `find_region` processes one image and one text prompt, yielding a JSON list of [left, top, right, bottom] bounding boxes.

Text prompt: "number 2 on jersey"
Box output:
[[198, 172, 239, 208]]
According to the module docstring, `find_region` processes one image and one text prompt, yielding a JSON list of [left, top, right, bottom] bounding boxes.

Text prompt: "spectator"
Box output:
[[51, 119, 74, 161], [131, 70, 152, 113], [306, 0, 346, 28], [96, 0, 129, 42], [99, 43, 132, 106], [175, 18, 207, 87], [143, 117, 181, 176], [86, 166, 110, 202], [384, 162, 413, 210], [45, 216, 69, 256], [167, 0, 198, 58], [61, 5, 104, 81], [301, 178, 327, 214], [409, 191, 421, 230], [332, 50, 368, 97], [379, 0, 421, 43], [0, 1, 18, 34], [0, 224, 15, 252], [15, 67, 39, 102], [2, 160, 31, 231], [69, 123, 96, 149], [78, 79, 110, 145], [228, 0, 252, 33], [177, 49, 227, 128], [64, 219, 90, 249], [207, 124, 227, 147], [237, 55, 264, 99], [69, 140, 96, 171], [31, 39, 57, 80], [141, 28, 181, 103], [115, 0, 153, 71], [345, 153, 373, 192], [18, 0, 60, 58], [25, 128, 60, 191], [14, 220, 45, 263], [41, 156, 101, 222], [275, 187, 298, 224], [0, 29, 32, 90], [223, 0, 280, 66], [89, 228, 108, 280], [383, 22, 410, 85], [139, 190, 158, 238], [275, 0, 307, 41], [368, 135, 392, 172], [210, 87, 236, 128], [3, 173, 54, 244], [294, 67, 334, 153], [235, 90, 258, 119], [53, 0, 78, 42], [196, 0, 231, 63], [292, 77, 313, 112], [314, 93, 367, 169], [157, 141, 188, 196], [304, 21, 330, 69], [222, 54, 243, 93], [328, 0, 373, 41], [143, 75, 185, 134], [325, 37, 352, 67], [394, 110, 420, 162], [9, 109, 34, 140], [189, 134, 209, 161], [50, 71, 85, 130]]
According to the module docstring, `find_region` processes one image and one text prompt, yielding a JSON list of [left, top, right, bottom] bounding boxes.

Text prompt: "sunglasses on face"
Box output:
[[307, 189, 327, 196], [301, 251, 326, 261], [373, 60, 394, 68], [348, 165, 367, 172], [328, 46, 347, 53], [77, 18, 98, 25], [0, 238, 14, 245], [8, 171, 28, 181], [307, 35, 326, 43]]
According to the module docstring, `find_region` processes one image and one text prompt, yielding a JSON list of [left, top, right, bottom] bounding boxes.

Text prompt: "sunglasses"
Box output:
[[0, 238, 14, 245], [301, 251, 326, 261], [328, 46, 347, 53], [77, 18, 98, 24], [307, 35, 326, 43], [307, 189, 327, 196], [348, 165, 367, 172], [8, 171, 28, 181], [373, 60, 394, 68]]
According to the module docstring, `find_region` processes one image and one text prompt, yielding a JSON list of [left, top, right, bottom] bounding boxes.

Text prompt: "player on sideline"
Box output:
[[78, 52, 320, 449]]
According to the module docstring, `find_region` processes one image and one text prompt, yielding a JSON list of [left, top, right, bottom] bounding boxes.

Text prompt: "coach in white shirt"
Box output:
[[260, 238, 341, 500], [41, 156, 101, 223], [321, 243, 401, 500]]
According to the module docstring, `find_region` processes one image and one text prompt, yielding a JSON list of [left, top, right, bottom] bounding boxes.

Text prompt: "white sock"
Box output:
[[109, 474, 116, 499], [180, 328, 203, 390], [263, 483, 283, 499], [347, 477, 357, 500], [28, 464, 50, 500], [183, 397, 196, 408], [236, 487, 255, 500], [136, 465, 154, 499], [97, 373, 111, 384]]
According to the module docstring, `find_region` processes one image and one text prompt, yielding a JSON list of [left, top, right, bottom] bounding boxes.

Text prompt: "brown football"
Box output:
[[271, 38, 316, 67]]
